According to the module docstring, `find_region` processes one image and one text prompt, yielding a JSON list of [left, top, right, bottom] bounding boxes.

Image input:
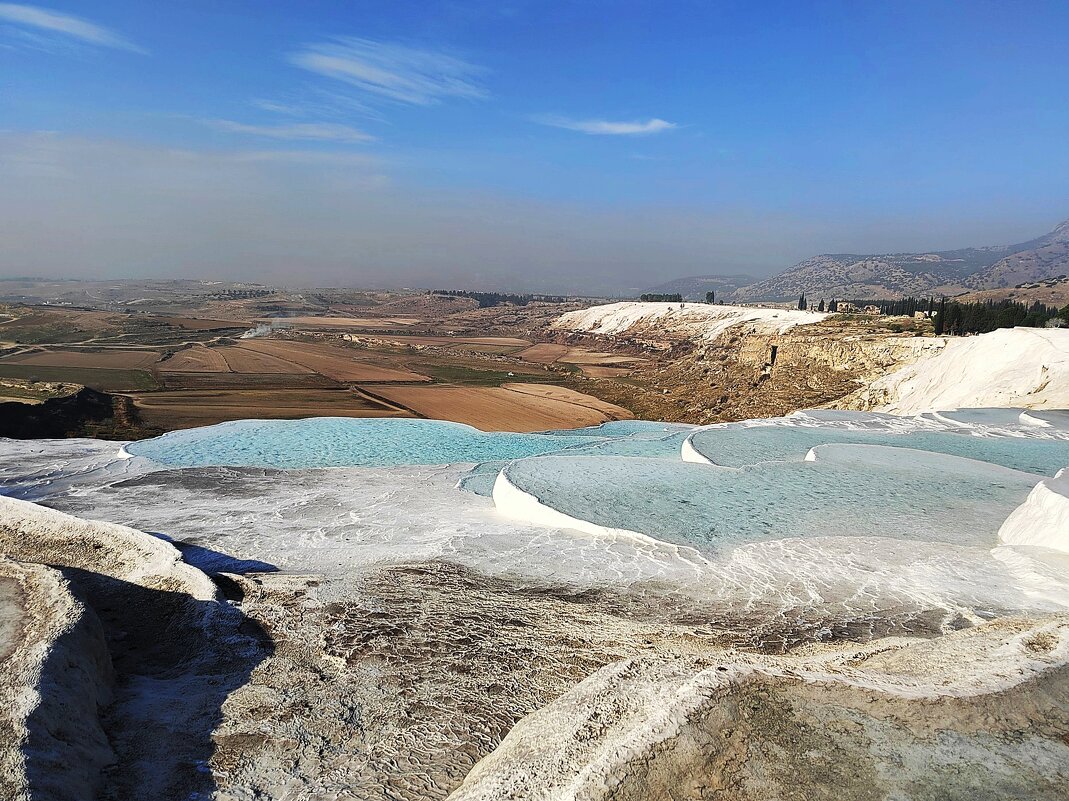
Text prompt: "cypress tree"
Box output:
[[934, 298, 946, 335]]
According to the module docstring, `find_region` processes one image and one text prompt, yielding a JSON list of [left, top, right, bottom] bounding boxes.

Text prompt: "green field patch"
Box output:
[[0, 364, 160, 391], [414, 362, 563, 386]]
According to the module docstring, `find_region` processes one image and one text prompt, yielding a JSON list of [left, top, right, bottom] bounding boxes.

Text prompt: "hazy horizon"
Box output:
[[2, 1, 1068, 294]]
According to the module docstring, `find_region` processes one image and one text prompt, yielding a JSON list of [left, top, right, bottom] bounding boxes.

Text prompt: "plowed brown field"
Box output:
[[158, 345, 229, 372], [371, 383, 632, 431], [130, 389, 413, 430], [238, 340, 429, 382]]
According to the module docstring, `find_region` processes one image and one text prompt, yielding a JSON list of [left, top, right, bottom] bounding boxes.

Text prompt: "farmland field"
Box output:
[[0, 364, 159, 391], [155, 316, 249, 330], [158, 372, 340, 390], [215, 346, 316, 374], [238, 340, 430, 382], [158, 345, 230, 372], [255, 316, 422, 328], [516, 343, 642, 372], [360, 335, 532, 354], [129, 388, 413, 429], [0, 293, 648, 435], [514, 343, 571, 363], [1, 349, 162, 369], [0, 308, 121, 344], [371, 383, 632, 431]]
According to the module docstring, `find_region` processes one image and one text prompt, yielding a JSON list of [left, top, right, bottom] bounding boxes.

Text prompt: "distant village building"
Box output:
[[834, 302, 882, 315]]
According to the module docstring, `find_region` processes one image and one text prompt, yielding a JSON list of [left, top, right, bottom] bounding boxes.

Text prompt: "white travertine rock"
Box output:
[[999, 469, 1069, 555], [857, 328, 1069, 414], [553, 302, 827, 342]]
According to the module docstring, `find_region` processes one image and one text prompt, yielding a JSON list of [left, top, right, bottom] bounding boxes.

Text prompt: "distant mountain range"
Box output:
[[650, 218, 1069, 303], [640, 274, 760, 301]]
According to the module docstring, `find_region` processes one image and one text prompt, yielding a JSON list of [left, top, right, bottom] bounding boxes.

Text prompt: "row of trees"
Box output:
[[800, 295, 845, 312], [932, 298, 1066, 335], [431, 290, 568, 308], [861, 297, 936, 316], [639, 293, 684, 302], [801, 292, 1069, 334]]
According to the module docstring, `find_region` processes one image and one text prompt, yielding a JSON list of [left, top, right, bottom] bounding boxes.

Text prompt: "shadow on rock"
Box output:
[[150, 531, 279, 576], [26, 566, 274, 801]]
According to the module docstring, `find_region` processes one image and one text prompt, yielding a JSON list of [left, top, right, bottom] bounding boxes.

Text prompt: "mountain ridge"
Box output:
[[727, 217, 1069, 302]]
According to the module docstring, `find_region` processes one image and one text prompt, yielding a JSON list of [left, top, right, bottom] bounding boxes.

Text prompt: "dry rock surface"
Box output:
[[1, 490, 1068, 800]]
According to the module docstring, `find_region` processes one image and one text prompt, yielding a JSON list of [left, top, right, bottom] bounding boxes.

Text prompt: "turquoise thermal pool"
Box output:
[[123, 417, 695, 469]]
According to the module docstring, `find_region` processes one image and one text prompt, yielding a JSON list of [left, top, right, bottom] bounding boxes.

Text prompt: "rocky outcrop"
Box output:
[[550, 303, 1069, 422], [0, 559, 114, 801], [553, 302, 827, 346], [564, 319, 939, 424], [999, 469, 1069, 555], [0, 497, 271, 801], [447, 616, 1069, 801], [0, 387, 158, 440], [839, 328, 1069, 414]]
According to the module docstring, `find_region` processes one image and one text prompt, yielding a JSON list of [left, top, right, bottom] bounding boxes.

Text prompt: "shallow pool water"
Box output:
[[125, 418, 603, 469], [127, 417, 699, 472], [499, 445, 1041, 552], [8, 408, 1069, 647], [687, 423, 1069, 476]]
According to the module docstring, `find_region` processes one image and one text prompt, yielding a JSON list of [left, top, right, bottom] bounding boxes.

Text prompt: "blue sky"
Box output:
[[2, 1, 1068, 292]]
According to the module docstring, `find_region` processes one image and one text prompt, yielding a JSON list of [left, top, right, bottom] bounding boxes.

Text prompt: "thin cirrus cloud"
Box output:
[[534, 115, 678, 136], [288, 37, 488, 106], [203, 119, 375, 144], [0, 2, 145, 53]]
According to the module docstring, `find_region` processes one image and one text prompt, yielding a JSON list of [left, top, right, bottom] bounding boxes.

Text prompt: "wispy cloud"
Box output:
[[533, 115, 677, 136], [251, 99, 305, 116], [250, 86, 385, 123], [0, 3, 144, 53], [203, 119, 375, 144], [289, 37, 487, 105]]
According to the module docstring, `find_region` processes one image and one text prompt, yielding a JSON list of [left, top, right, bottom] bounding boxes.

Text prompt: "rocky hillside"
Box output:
[[965, 218, 1069, 289], [551, 302, 938, 423], [731, 217, 1069, 301], [0, 386, 158, 439]]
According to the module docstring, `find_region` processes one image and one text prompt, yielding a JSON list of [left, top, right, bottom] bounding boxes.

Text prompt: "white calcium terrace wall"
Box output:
[[490, 469, 709, 570], [553, 302, 828, 342], [680, 435, 713, 464], [867, 328, 1069, 414], [999, 470, 1069, 556]]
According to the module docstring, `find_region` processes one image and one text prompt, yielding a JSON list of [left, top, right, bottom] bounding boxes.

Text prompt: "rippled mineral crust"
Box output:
[[446, 616, 1069, 801]]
